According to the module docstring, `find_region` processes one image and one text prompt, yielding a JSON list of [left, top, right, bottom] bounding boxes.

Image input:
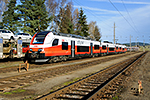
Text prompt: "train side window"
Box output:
[[102, 45, 106, 49], [109, 48, 114, 51], [94, 45, 99, 50], [77, 46, 89, 52], [62, 42, 68, 50], [116, 47, 118, 50], [120, 47, 121, 50], [52, 39, 59, 46]]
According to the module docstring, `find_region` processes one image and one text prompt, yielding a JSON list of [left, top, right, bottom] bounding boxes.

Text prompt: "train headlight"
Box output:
[[30, 49, 32, 51]]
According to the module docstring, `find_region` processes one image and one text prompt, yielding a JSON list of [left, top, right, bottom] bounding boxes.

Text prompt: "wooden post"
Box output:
[[25, 60, 29, 71], [138, 80, 142, 94], [18, 60, 29, 72]]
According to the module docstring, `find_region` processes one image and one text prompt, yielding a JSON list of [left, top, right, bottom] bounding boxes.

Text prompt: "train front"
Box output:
[[26, 31, 53, 62]]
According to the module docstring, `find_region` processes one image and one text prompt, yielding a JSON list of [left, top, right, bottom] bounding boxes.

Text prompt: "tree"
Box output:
[[62, 2, 74, 34], [76, 8, 89, 37], [45, 0, 59, 30], [1, 0, 18, 32], [17, 0, 53, 35], [88, 21, 101, 41], [0, 0, 9, 22], [54, 0, 66, 32], [94, 25, 101, 41], [72, 8, 79, 33], [55, 1, 74, 34]]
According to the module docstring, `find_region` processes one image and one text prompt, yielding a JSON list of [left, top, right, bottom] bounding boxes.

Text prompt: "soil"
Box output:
[[120, 51, 150, 100], [0, 52, 149, 100]]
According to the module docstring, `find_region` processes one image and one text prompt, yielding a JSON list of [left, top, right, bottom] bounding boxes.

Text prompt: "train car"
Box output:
[[25, 31, 131, 63], [107, 43, 116, 54], [122, 45, 127, 53], [101, 41, 116, 55], [101, 42, 108, 55], [0, 38, 24, 59], [26, 31, 101, 62], [117, 44, 123, 53]]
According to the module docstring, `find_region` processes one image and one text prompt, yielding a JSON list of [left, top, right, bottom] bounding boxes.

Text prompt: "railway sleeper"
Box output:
[[56, 94, 83, 99], [66, 90, 89, 95], [82, 83, 100, 87], [78, 85, 97, 89], [65, 92, 87, 96], [72, 88, 92, 92]]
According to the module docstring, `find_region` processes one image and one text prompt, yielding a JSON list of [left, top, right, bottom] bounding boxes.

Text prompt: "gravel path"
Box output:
[[120, 51, 150, 100]]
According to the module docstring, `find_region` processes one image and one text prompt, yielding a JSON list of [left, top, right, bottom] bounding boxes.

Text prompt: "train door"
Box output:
[[0, 38, 3, 59], [107, 44, 109, 54], [71, 40, 75, 57], [90, 43, 93, 56]]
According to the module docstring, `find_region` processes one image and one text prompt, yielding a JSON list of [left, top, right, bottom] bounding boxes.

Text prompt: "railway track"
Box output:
[[0, 52, 136, 73], [36, 52, 147, 100], [0, 52, 140, 92]]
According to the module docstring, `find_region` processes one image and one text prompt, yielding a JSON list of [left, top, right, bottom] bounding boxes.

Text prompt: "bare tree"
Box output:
[[72, 8, 79, 33], [88, 21, 101, 41], [45, 0, 59, 30]]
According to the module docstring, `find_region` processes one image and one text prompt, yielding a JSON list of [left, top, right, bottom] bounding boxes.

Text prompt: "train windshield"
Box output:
[[32, 31, 50, 44]]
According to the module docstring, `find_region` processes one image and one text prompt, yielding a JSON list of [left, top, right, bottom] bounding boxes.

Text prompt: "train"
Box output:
[[25, 31, 130, 63]]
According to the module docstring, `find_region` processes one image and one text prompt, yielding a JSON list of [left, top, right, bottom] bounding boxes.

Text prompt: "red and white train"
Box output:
[[26, 31, 127, 63]]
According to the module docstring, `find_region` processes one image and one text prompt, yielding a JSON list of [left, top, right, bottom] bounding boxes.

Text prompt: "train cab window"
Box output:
[[102, 45, 106, 49], [62, 42, 68, 50], [94, 45, 99, 50], [52, 39, 59, 46]]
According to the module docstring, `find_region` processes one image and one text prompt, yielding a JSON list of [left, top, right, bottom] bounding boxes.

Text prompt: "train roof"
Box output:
[[36, 31, 97, 41]]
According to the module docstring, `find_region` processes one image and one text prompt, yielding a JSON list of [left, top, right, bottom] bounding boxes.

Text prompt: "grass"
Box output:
[[0, 89, 26, 95], [112, 95, 119, 100]]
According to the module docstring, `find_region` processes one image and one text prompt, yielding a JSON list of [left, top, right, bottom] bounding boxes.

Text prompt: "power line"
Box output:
[[73, 0, 112, 30], [108, 0, 138, 34], [121, 0, 140, 34]]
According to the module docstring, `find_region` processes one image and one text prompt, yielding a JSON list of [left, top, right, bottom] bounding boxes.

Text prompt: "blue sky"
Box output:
[[72, 0, 150, 44]]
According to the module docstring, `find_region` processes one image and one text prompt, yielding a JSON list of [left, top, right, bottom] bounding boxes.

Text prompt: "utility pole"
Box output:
[[113, 22, 116, 44], [130, 35, 131, 52], [143, 40, 145, 52], [136, 37, 137, 47]]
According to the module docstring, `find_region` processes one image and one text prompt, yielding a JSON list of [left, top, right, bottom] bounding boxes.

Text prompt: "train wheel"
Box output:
[[63, 57, 67, 61], [47, 59, 52, 63]]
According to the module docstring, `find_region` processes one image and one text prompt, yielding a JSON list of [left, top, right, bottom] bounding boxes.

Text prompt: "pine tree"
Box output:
[[17, 0, 52, 35], [1, 0, 18, 33], [94, 25, 101, 41], [56, 2, 74, 34], [77, 8, 89, 37]]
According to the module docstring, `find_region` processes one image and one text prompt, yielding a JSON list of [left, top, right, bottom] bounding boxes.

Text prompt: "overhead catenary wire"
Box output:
[[73, 0, 126, 42], [73, 0, 113, 30], [108, 0, 139, 35], [121, 0, 140, 34]]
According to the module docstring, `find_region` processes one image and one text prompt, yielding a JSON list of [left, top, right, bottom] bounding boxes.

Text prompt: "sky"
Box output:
[[72, 0, 150, 44]]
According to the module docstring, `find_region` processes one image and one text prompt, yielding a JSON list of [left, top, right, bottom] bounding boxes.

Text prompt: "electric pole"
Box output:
[[130, 35, 131, 52], [114, 22, 116, 44]]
